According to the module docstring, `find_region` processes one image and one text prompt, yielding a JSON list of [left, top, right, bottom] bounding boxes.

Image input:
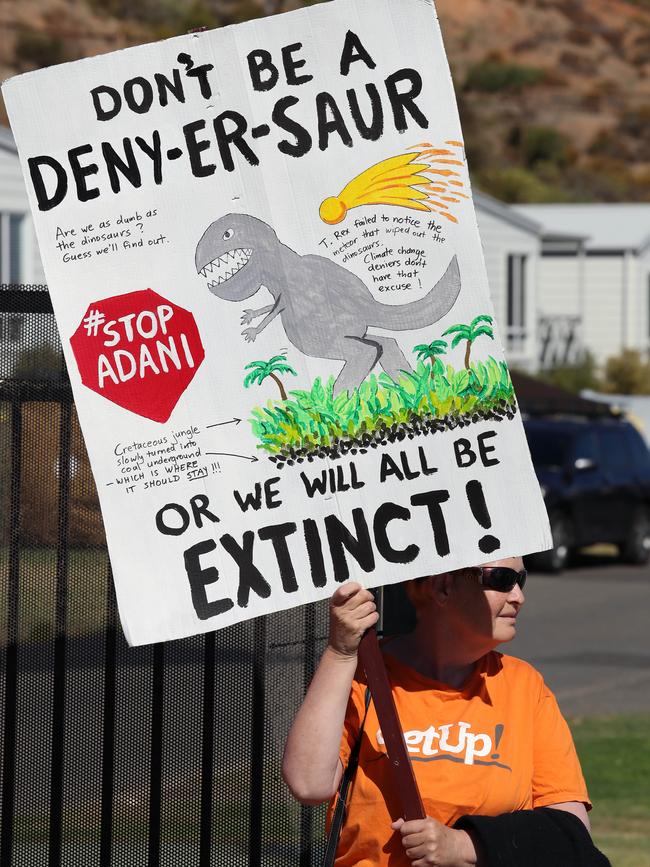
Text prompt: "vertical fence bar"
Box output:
[[299, 604, 317, 867], [248, 617, 266, 866], [100, 566, 117, 867], [48, 398, 72, 867], [1, 397, 22, 867], [199, 631, 215, 867], [148, 642, 165, 867]]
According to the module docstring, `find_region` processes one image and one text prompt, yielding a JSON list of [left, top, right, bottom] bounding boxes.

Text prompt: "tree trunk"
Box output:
[[270, 372, 287, 401], [464, 340, 472, 369]]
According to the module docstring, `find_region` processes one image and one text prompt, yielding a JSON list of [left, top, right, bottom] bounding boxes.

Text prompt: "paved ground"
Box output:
[[508, 551, 650, 716]]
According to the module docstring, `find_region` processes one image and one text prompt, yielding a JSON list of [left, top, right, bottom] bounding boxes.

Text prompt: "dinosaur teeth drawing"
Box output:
[[199, 248, 252, 286]]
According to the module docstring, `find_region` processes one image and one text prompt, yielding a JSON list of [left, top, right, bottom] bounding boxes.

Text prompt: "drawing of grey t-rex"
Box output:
[[195, 213, 461, 395]]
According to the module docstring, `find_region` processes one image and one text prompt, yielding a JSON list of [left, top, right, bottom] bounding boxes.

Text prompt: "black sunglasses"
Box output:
[[477, 566, 527, 592]]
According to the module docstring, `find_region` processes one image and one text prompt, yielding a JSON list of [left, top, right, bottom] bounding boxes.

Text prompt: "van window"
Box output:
[[525, 428, 570, 469], [569, 431, 599, 465], [623, 428, 650, 468], [597, 428, 632, 473]]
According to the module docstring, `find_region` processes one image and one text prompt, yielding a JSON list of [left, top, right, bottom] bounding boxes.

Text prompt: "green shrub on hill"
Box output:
[[15, 31, 67, 69], [520, 126, 572, 169], [465, 59, 545, 92], [474, 167, 571, 203]]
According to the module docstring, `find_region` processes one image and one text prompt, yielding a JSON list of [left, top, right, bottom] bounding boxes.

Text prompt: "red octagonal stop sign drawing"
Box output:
[[70, 288, 205, 423]]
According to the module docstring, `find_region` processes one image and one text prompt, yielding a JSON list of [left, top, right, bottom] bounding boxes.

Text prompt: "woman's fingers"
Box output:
[[332, 582, 372, 602], [355, 611, 379, 633], [328, 583, 378, 656], [330, 581, 362, 604], [350, 593, 376, 612], [338, 601, 377, 627], [331, 583, 376, 614], [351, 599, 377, 617]]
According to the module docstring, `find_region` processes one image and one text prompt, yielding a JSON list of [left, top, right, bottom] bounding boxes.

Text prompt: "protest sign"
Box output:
[[3, 0, 551, 646]]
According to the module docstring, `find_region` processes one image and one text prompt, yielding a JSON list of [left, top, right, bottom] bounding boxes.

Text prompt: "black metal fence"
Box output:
[[0, 284, 331, 866]]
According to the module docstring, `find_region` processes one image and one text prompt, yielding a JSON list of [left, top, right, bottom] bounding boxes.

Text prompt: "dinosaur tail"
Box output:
[[368, 255, 461, 331]]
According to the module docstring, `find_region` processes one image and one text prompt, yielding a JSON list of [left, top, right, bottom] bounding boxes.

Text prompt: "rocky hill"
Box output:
[[1, 0, 649, 201], [438, 0, 650, 200]]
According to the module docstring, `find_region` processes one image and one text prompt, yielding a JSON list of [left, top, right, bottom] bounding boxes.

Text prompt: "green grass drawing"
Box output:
[[243, 317, 516, 467], [245, 365, 514, 469]]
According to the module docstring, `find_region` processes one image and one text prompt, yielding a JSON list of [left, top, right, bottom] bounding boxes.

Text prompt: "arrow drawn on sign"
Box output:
[[206, 451, 259, 463], [205, 418, 241, 428]]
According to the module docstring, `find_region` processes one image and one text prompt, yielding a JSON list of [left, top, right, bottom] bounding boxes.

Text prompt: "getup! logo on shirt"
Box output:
[[376, 721, 511, 770]]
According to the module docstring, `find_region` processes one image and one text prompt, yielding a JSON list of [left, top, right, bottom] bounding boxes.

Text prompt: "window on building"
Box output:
[[0, 315, 23, 343], [0, 213, 24, 284], [8, 316, 22, 342], [507, 254, 527, 352]]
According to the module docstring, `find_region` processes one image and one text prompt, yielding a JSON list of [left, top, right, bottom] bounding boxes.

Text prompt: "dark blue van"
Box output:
[[523, 417, 650, 571]]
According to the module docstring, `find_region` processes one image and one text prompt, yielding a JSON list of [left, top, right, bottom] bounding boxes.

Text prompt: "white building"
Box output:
[[1, 125, 48, 367], [0, 125, 45, 286], [474, 191, 542, 372], [514, 203, 650, 368]]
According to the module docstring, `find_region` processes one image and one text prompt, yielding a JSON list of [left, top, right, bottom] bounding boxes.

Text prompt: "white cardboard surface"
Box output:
[[3, 0, 550, 645]]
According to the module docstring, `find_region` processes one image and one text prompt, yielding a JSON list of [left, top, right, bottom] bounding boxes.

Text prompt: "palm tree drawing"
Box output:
[[413, 339, 448, 377], [443, 315, 494, 369], [243, 354, 297, 401]]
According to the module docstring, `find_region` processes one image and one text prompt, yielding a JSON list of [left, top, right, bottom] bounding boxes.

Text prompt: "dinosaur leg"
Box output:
[[372, 336, 413, 381], [333, 336, 383, 396]]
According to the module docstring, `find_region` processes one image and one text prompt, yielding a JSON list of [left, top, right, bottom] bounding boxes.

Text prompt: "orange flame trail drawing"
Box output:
[[319, 141, 468, 225]]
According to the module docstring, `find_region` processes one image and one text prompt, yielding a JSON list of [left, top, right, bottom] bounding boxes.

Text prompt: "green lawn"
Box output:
[[570, 714, 650, 867]]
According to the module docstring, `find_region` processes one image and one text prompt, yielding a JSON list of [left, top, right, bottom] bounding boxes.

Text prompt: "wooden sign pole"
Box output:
[[358, 628, 425, 821]]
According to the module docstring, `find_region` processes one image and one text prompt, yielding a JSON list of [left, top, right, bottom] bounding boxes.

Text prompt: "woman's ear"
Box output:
[[428, 572, 455, 606], [405, 576, 433, 608], [405, 572, 457, 609]]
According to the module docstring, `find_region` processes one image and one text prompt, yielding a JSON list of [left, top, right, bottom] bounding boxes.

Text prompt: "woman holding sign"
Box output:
[[283, 557, 609, 866]]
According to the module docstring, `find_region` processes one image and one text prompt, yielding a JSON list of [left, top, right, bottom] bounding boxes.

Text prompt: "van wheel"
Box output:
[[620, 510, 650, 565], [533, 513, 571, 573]]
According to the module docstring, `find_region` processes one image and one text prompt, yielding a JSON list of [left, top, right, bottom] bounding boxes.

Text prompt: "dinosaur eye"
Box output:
[[222, 229, 234, 241]]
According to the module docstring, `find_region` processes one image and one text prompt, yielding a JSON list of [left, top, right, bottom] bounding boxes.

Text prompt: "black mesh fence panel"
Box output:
[[265, 604, 330, 867], [0, 284, 330, 867]]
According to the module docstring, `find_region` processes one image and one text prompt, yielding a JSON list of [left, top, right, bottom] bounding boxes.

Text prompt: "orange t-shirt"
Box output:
[[330, 650, 590, 867]]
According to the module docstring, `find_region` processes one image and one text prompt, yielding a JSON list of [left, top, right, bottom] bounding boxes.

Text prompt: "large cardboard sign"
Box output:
[[3, 0, 550, 645]]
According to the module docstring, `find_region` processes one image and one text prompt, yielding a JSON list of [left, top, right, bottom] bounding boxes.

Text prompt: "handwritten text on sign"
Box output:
[[28, 33, 427, 211], [156, 431, 502, 620]]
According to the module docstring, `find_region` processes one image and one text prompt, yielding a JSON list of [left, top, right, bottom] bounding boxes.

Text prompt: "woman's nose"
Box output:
[[507, 582, 525, 605]]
